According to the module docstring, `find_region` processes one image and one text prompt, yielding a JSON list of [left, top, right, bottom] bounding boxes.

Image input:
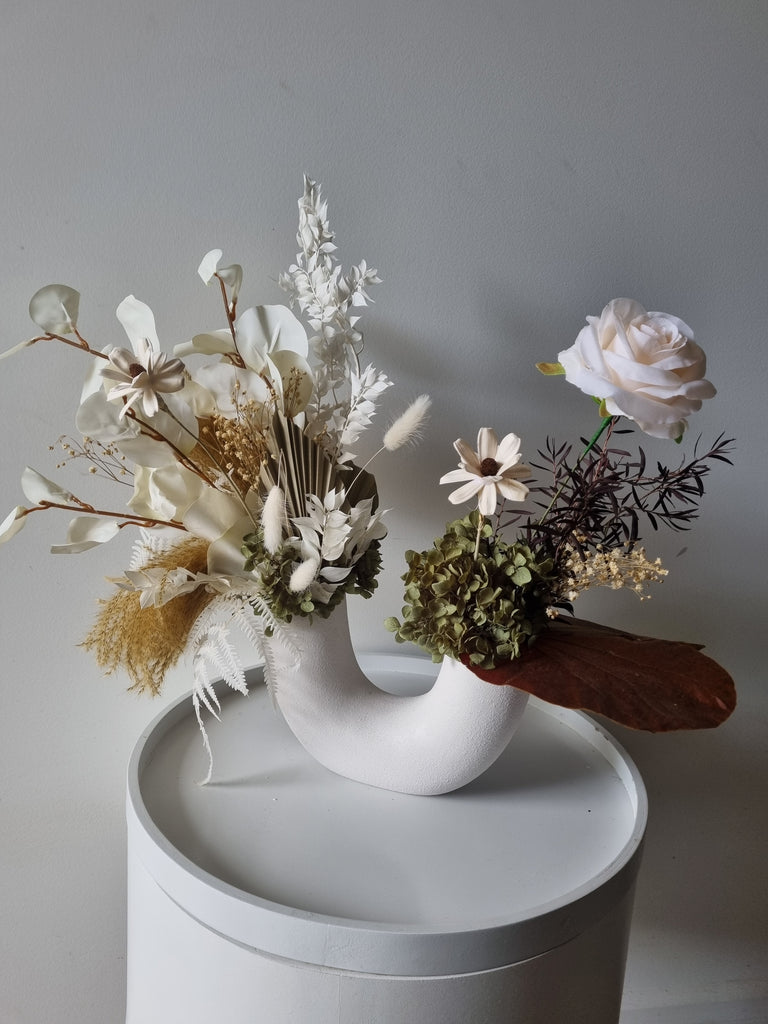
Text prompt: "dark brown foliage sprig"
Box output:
[[522, 426, 733, 570]]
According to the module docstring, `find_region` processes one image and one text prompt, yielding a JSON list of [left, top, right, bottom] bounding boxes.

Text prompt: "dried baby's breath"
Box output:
[[555, 542, 668, 602]]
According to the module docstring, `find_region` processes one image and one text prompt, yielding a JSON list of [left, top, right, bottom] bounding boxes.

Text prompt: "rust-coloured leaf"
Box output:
[[466, 618, 736, 732]]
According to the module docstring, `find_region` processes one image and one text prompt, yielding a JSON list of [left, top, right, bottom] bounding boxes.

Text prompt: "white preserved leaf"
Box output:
[[28, 284, 80, 334], [50, 517, 122, 553], [0, 506, 27, 545], [174, 329, 236, 359], [198, 249, 223, 284], [21, 467, 73, 504]]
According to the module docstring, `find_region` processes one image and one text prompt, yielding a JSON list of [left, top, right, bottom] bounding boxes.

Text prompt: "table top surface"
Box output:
[[134, 653, 646, 933]]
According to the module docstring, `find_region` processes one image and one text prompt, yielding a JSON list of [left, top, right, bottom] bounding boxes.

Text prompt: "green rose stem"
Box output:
[[535, 414, 615, 528]]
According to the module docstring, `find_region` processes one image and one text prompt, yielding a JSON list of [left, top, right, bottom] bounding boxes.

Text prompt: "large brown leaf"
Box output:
[[466, 618, 736, 731]]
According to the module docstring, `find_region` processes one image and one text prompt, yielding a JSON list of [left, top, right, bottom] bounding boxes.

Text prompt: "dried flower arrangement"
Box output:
[[1, 179, 429, 744], [1, 182, 736, 745], [386, 299, 736, 731]]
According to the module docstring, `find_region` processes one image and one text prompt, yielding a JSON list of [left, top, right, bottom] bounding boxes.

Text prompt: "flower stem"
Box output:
[[536, 415, 614, 526], [474, 513, 484, 558]]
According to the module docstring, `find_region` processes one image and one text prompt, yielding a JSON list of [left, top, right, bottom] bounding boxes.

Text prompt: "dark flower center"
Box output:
[[480, 457, 499, 476], [128, 362, 146, 378]]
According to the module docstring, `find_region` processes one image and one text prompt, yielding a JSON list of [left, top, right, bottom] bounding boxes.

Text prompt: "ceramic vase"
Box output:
[[264, 601, 528, 796]]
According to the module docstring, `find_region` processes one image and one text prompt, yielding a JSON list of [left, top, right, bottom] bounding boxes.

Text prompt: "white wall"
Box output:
[[1, 1, 766, 1021]]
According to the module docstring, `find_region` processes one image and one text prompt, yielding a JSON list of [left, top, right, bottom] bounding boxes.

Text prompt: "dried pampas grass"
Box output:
[[82, 536, 215, 695]]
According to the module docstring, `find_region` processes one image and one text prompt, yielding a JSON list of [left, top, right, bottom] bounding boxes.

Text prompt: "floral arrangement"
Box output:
[[386, 298, 736, 731], [0, 178, 430, 745], [1, 180, 735, 748]]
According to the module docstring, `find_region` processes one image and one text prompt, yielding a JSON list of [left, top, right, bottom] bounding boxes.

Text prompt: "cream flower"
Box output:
[[440, 428, 530, 516], [558, 298, 716, 440], [101, 296, 186, 419]]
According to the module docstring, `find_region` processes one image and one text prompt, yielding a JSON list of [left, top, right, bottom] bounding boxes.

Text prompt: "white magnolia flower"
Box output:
[[101, 296, 186, 419], [176, 304, 314, 416], [558, 298, 716, 440], [440, 428, 530, 516]]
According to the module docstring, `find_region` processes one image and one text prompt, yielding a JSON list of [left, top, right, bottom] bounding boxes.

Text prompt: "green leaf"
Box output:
[[535, 361, 565, 375]]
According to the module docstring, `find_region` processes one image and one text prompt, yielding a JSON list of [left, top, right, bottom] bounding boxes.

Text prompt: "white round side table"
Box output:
[[126, 654, 647, 1024]]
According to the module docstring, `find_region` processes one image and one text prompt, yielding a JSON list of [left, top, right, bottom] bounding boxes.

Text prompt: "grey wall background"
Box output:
[[1, 1, 766, 1021]]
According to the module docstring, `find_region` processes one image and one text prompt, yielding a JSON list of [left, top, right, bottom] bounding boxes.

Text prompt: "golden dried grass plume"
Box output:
[[82, 536, 215, 695]]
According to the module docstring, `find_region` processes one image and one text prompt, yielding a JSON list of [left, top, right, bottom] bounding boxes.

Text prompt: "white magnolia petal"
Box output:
[[0, 506, 27, 545], [157, 391, 199, 447], [233, 307, 267, 372], [115, 433, 181, 469], [207, 515, 258, 577], [182, 488, 248, 543], [28, 284, 80, 334], [217, 263, 243, 304], [116, 295, 160, 353], [50, 516, 122, 554], [21, 466, 73, 504], [198, 249, 223, 284], [76, 389, 140, 442], [79, 346, 115, 402], [269, 349, 315, 414], [175, 376, 217, 418], [236, 304, 309, 372], [115, 397, 198, 463], [191, 363, 269, 416], [129, 464, 204, 521], [174, 329, 237, 358]]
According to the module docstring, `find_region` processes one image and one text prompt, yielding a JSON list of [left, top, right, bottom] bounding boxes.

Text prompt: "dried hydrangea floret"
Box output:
[[385, 512, 555, 668]]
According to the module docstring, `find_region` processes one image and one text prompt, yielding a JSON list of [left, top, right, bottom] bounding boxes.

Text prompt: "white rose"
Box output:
[[558, 298, 716, 439]]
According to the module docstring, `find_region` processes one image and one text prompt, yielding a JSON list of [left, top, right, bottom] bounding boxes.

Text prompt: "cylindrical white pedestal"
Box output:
[[126, 654, 647, 1024]]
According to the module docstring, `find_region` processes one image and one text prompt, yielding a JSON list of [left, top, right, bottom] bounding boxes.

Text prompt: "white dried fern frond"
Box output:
[[128, 527, 176, 570], [188, 590, 297, 784]]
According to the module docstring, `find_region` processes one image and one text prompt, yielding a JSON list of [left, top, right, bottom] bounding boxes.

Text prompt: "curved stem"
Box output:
[[25, 500, 186, 531], [30, 331, 109, 358], [215, 273, 245, 368]]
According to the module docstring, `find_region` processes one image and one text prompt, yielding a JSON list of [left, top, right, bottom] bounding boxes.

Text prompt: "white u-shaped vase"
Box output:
[[265, 601, 529, 796]]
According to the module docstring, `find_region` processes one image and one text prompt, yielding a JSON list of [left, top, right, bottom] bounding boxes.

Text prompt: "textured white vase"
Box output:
[[265, 601, 529, 796]]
